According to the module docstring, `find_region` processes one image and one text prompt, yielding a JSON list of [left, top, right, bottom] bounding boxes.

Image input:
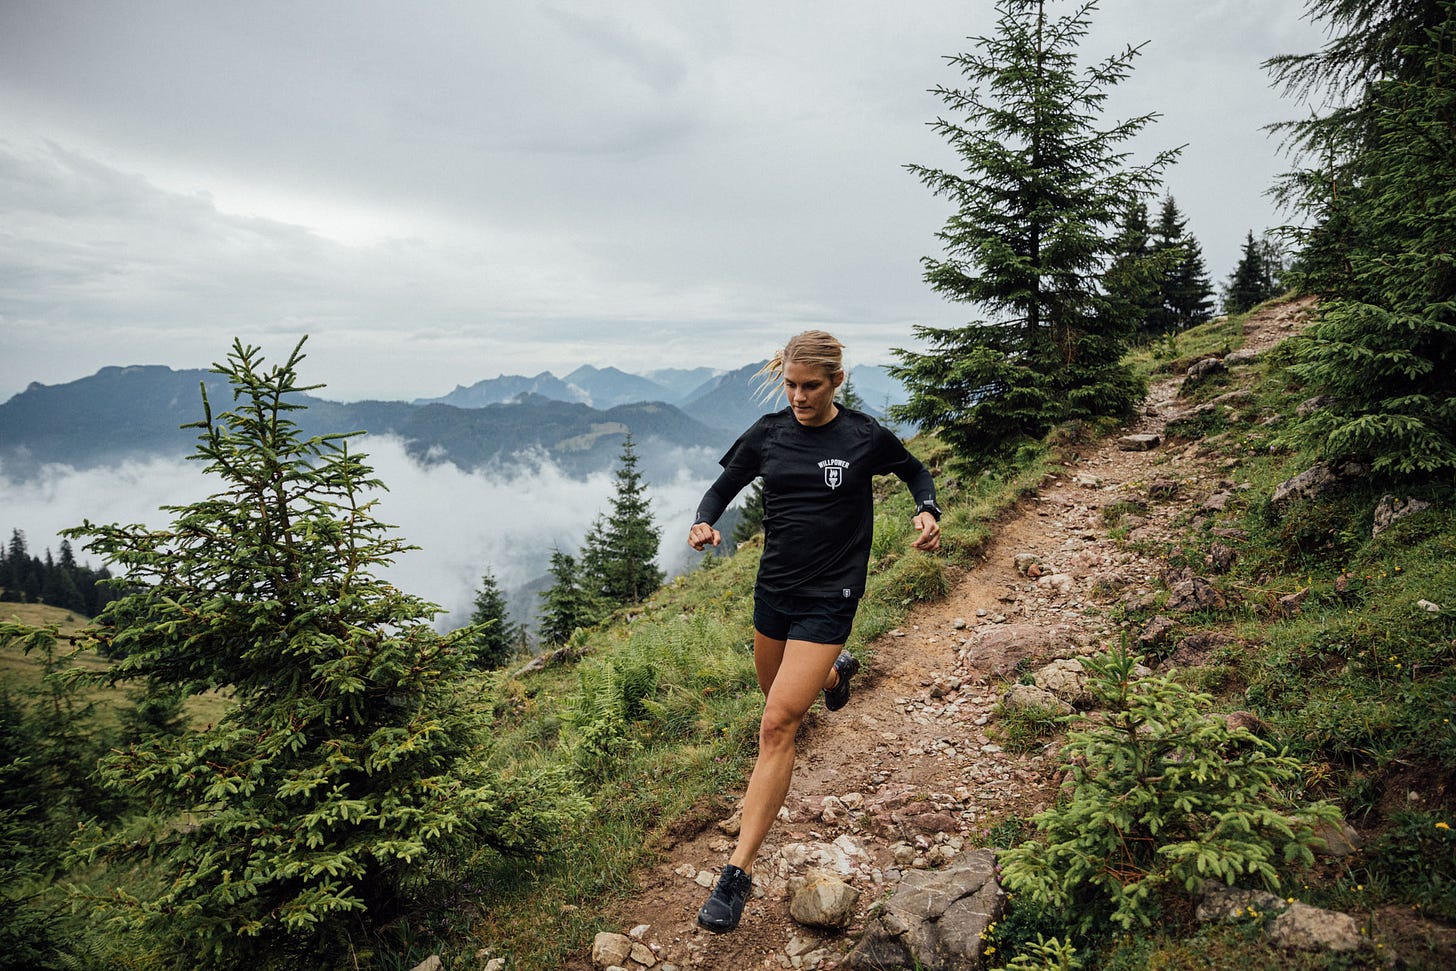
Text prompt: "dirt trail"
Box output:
[[571, 300, 1317, 971]]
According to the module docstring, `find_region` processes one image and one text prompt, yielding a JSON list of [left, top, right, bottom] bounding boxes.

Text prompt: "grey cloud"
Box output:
[[1, 1, 1327, 403]]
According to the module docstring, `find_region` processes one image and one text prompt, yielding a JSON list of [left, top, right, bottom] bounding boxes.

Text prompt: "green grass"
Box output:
[[1, 602, 234, 730]]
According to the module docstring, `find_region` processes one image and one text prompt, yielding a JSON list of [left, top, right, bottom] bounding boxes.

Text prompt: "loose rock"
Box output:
[[592, 933, 634, 969], [847, 849, 1004, 971], [788, 871, 861, 930], [1372, 494, 1433, 536], [1118, 433, 1161, 451]]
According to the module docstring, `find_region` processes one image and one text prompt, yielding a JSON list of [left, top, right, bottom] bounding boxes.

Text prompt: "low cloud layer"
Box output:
[[1, 437, 718, 632]]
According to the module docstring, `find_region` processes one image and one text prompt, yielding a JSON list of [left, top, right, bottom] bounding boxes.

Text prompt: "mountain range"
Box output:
[[0, 362, 909, 480], [417, 362, 908, 430]]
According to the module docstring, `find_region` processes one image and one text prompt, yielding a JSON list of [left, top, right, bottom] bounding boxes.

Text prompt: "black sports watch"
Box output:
[[915, 500, 942, 521]]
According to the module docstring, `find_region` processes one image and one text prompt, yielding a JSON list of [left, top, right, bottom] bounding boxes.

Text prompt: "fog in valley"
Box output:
[[1, 435, 723, 634]]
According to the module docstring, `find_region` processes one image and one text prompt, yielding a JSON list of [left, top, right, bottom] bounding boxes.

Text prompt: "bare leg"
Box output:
[[752, 630, 840, 698], [728, 637, 842, 872]]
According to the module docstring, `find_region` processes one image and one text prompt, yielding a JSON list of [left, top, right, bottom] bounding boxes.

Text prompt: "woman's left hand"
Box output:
[[911, 512, 941, 552]]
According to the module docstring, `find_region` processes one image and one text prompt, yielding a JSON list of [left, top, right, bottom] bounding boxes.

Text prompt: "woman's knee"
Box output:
[[759, 703, 805, 749]]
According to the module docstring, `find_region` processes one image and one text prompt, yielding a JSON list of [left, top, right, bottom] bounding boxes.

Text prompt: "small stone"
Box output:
[[786, 935, 820, 958], [409, 957, 441, 971], [629, 941, 656, 967], [695, 870, 715, 888], [1418, 599, 1441, 613], [629, 924, 650, 940], [952, 617, 967, 629]]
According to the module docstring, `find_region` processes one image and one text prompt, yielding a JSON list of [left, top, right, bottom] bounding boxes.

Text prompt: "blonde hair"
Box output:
[[755, 330, 846, 402]]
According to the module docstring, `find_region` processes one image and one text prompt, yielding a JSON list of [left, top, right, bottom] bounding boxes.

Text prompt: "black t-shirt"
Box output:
[[694, 407, 936, 598]]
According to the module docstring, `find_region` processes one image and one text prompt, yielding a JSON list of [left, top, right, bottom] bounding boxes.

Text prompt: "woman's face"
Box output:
[[783, 361, 843, 427]]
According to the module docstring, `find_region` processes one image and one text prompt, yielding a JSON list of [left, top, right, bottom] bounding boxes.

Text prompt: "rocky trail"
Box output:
[[566, 298, 1366, 971]]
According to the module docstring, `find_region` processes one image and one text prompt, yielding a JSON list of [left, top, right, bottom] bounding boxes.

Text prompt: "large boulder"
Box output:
[[1371, 494, 1434, 536], [847, 850, 1005, 971], [1198, 886, 1364, 954], [965, 624, 1087, 677], [1002, 683, 1073, 716], [1270, 461, 1365, 516]]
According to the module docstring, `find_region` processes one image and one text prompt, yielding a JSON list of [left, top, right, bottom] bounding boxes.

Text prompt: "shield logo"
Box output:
[[824, 466, 843, 489]]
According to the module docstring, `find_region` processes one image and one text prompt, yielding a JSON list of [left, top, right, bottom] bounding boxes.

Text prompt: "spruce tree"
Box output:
[[1271, 0, 1456, 475], [467, 568, 522, 670], [1149, 196, 1214, 331], [889, 0, 1176, 467], [11, 339, 586, 967], [1224, 230, 1268, 313], [580, 435, 662, 606], [538, 549, 601, 645], [1104, 199, 1165, 337]]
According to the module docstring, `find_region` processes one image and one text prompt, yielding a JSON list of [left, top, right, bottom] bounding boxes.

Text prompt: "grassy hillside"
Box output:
[[6, 301, 1452, 969], [446, 298, 1454, 970]]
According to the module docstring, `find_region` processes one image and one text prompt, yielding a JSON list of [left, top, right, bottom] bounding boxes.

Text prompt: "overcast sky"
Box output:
[[0, 0, 1328, 404]]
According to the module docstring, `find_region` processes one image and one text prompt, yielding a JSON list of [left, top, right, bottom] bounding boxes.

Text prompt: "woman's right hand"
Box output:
[[688, 522, 721, 551]]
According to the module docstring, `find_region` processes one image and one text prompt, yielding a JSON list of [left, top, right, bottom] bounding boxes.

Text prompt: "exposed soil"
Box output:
[[559, 298, 1450, 971]]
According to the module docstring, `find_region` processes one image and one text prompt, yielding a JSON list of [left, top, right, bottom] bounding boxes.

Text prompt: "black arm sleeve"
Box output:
[[870, 423, 937, 509], [693, 466, 758, 526], [898, 457, 936, 509]]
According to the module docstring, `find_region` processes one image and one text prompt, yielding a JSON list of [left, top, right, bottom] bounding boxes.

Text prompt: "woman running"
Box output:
[[688, 330, 941, 933]]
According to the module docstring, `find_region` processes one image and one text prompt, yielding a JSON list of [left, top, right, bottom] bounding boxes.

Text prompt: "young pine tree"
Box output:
[[467, 567, 522, 670], [580, 435, 663, 606], [31, 339, 586, 968], [889, 0, 1177, 468], [538, 549, 602, 645]]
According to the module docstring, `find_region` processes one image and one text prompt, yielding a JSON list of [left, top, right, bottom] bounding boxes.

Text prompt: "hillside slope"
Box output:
[[552, 297, 1454, 970]]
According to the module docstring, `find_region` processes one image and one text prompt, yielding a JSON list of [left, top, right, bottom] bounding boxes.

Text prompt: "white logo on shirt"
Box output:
[[819, 458, 848, 489]]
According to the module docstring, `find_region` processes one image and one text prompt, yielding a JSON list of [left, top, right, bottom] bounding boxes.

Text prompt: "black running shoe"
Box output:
[[824, 651, 860, 712], [696, 864, 753, 933]]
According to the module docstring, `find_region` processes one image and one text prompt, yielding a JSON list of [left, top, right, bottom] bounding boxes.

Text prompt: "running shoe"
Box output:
[[824, 651, 860, 712], [696, 864, 753, 932]]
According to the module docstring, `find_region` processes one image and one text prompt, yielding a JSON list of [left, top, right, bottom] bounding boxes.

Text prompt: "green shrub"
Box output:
[[870, 553, 950, 607], [992, 934, 1082, 971], [999, 649, 1337, 936], [26, 340, 591, 969]]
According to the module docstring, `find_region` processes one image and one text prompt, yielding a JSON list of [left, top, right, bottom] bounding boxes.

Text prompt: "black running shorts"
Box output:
[[753, 589, 860, 645]]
